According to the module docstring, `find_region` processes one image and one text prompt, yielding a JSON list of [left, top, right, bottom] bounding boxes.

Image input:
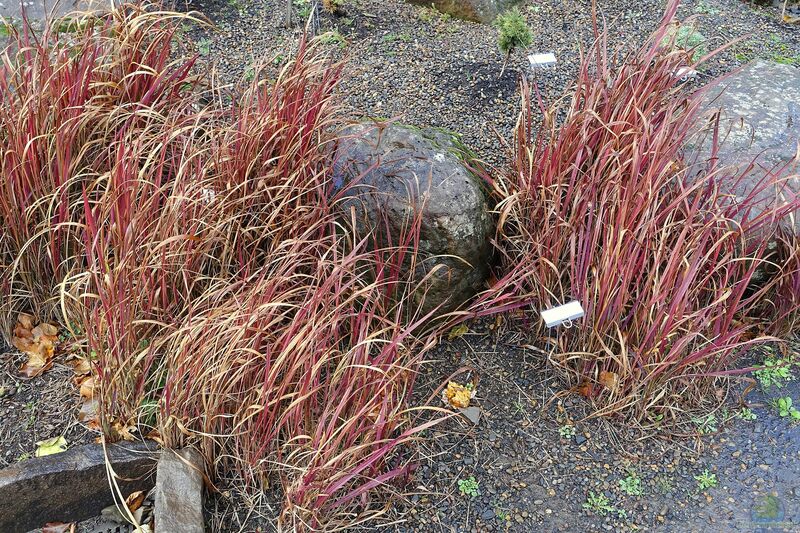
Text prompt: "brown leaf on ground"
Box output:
[[79, 376, 95, 399], [112, 421, 138, 441], [443, 381, 473, 408], [13, 314, 60, 377], [145, 429, 163, 445], [17, 312, 34, 330], [78, 398, 100, 429], [69, 357, 92, 377], [125, 490, 145, 512], [17, 342, 55, 377], [599, 370, 619, 392]]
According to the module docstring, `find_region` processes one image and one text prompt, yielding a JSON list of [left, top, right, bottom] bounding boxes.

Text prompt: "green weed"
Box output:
[[583, 491, 627, 518], [694, 469, 718, 491], [771, 397, 800, 420], [458, 476, 480, 498], [619, 471, 644, 496]]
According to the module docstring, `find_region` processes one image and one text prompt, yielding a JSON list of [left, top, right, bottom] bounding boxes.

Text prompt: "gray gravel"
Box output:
[[183, 0, 800, 167], [389, 322, 800, 532]]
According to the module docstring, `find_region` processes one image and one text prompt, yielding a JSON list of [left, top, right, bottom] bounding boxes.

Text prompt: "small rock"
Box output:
[[460, 406, 481, 425], [154, 448, 205, 533], [575, 434, 587, 445]]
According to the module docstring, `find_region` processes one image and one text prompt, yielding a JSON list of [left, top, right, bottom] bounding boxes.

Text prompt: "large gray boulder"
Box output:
[[333, 123, 493, 316], [407, 0, 522, 23], [689, 61, 800, 234], [0, 441, 158, 533]]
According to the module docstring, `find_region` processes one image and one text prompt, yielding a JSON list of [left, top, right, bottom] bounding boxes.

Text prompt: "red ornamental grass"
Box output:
[[477, 0, 800, 422], [63, 15, 448, 528], [0, 4, 197, 335]]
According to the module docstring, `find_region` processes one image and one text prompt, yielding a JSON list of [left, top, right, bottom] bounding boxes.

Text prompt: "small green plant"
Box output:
[[457, 475, 480, 498], [0, 19, 13, 38], [382, 32, 412, 44], [737, 407, 757, 421], [653, 474, 674, 495], [694, 469, 718, 491], [559, 424, 576, 439], [583, 491, 627, 518], [694, 1, 720, 15], [771, 397, 800, 420], [691, 413, 717, 434], [197, 38, 212, 56], [619, 471, 644, 496], [754, 354, 795, 389], [24, 401, 36, 430], [417, 4, 452, 24], [493, 8, 532, 75], [294, 0, 312, 20], [418, 6, 436, 23], [494, 506, 510, 521], [662, 24, 707, 62], [733, 35, 800, 66], [244, 67, 255, 82], [317, 30, 346, 48]]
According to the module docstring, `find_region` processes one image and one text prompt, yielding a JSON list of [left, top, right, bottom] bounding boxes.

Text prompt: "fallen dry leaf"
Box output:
[[79, 376, 95, 399], [443, 381, 473, 409], [112, 421, 138, 441], [13, 314, 60, 378], [35, 435, 68, 457], [78, 398, 100, 429], [599, 370, 619, 392], [125, 490, 145, 513], [577, 381, 594, 398], [69, 357, 92, 377], [18, 313, 34, 330]]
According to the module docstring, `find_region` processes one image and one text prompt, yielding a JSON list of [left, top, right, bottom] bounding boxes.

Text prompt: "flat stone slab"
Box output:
[[0, 441, 158, 533], [689, 60, 800, 234], [153, 448, 205, 533]]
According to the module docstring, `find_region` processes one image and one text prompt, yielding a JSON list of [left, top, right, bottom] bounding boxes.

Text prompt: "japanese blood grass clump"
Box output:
[[472, 0, 800, 424], [73, 32, 449, 533], [1, 5, 452, 530], [0, 4, 198, 336]]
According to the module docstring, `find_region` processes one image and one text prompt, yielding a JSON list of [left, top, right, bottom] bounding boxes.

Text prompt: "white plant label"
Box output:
[[540, 300, 585, 328], [528, 53, 557, 69]]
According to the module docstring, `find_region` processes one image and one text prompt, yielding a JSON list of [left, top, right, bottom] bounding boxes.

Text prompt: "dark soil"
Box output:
[[0, 343, 94, 470], [182, 0, 800, 167]]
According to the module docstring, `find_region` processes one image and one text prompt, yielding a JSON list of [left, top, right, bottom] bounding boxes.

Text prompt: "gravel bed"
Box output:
[[182, 0, 799, 167], [0, 345, 94, 469]]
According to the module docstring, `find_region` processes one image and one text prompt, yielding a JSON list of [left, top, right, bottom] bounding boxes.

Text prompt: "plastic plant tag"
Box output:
[[528, 52, 557, 69], [540, 300, 584, 328], [674, 67, 698, 82]]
